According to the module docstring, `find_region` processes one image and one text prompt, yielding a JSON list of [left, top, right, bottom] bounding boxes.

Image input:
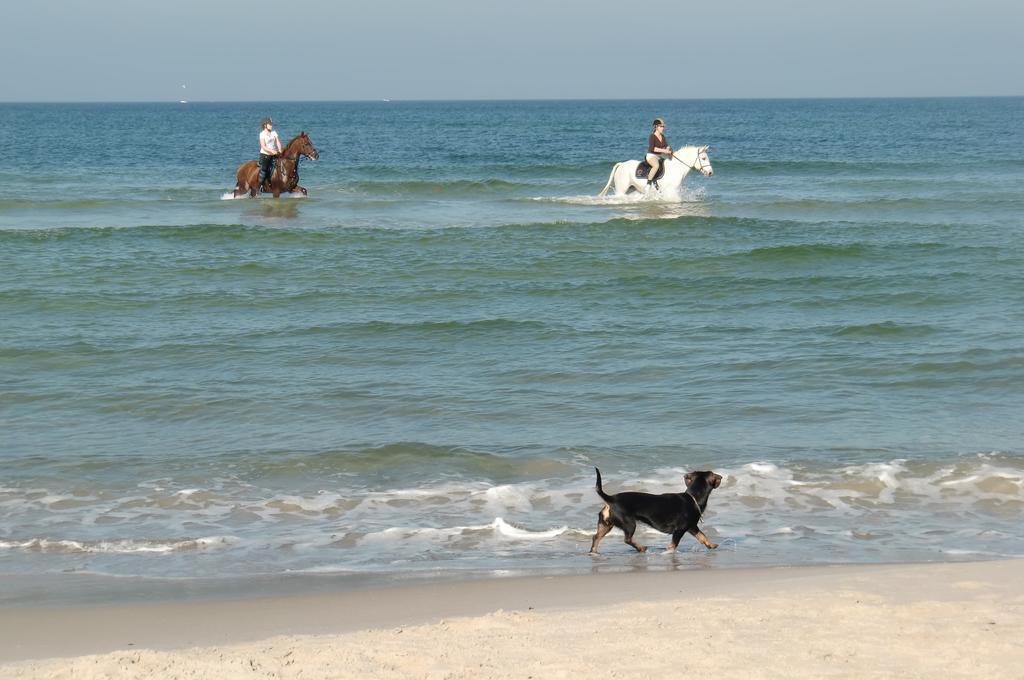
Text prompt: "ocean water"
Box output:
[[2, 98, 1023, 603]]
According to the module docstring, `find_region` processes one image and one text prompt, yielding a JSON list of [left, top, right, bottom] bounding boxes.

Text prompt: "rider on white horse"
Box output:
[[646, 118, 673, 188], [597, 142, 713, 198]]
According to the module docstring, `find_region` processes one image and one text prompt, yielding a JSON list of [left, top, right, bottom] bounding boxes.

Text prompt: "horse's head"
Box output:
[[671, 146, 713, 177], [696, 145, 713, 177], [296, 132, 319, 160]]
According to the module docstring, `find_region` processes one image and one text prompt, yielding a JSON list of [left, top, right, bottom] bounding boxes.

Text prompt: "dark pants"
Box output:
[[258, 154, 276, 189]]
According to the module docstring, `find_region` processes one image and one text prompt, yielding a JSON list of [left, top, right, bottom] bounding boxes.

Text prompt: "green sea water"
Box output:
[[2, 98, 1023, 602]]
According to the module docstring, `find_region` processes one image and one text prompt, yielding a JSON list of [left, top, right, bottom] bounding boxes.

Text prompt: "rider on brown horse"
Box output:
[[258, 117, 282, 192], [234, 131, 319, 198]]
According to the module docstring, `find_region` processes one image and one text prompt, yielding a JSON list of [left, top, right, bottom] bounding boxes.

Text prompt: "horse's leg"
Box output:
[[632, 162, 651, 194], [295, 185, 307, 196], [235, 177, 255, 198], [614, 165, 634, 196], [611, 167, 625, 196], [236, 176, 253, 198], [234, 173, 248, 198], [650, 165, 682, 196], [233, 162, 258, 198]]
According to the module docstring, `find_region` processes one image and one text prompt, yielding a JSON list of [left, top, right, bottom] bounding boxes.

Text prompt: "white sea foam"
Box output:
[[940, 549, 1024, 558], [542, 193, 660, 206], [3, 457, 1022, 581], [477, 485, 534, 513], [0, 536, 237, 554], [745, 462, 781, 475], [219, 191, 306, 201], [491, 518, 568, 539], [359, 525, 470, 544], [357, 482, 487, 504], [358, 518, 571, 546], [7, 458, 1023, 536], [540, 184, 707, 208], [264, 492, 348, 514]]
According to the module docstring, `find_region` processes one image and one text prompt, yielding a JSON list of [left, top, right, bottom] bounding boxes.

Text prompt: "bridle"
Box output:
[[282, 144, 317, 162], [670, 147, 713, 176], [280, 134, 318, 162], [271, 137, 317, 187]]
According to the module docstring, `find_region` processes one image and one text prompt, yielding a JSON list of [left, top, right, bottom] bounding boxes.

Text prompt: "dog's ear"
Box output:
[[711, 473, 722, 488], [684, 472, 696, 487]]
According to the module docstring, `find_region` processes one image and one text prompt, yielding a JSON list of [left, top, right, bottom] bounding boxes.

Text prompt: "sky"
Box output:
[[1, 0, 1021, 102]]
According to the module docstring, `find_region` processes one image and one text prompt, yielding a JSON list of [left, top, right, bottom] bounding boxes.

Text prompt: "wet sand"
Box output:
[[2, 560, 1022, 679]]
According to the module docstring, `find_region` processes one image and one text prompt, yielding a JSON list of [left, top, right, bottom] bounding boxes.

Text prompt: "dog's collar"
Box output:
[[686, 491, 705, 524]]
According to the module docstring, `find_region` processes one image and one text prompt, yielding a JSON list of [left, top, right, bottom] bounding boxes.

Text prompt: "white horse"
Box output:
[[598, 145, 713, 197]]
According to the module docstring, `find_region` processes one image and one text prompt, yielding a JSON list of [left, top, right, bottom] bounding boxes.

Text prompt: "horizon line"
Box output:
[[1, 94, 1022, 105]]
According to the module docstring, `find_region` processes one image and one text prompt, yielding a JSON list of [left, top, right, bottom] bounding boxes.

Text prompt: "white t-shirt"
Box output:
[[259, 129, 280, 155]]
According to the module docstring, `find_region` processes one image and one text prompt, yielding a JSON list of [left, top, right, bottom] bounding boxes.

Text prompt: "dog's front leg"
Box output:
[[689, 528, 718, 550]]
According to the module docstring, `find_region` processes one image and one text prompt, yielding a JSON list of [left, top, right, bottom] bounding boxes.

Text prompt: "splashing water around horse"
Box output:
[[233, 132, 319, 198]]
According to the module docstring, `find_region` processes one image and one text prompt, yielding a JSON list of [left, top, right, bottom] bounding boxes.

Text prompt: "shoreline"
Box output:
[[3, 558, 1022, 676], [1, 549, 1010, 610], [0, 552, 1003, 610]]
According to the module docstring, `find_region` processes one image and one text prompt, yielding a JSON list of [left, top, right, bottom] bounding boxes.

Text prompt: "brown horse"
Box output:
[[233, 132, 319, 198]]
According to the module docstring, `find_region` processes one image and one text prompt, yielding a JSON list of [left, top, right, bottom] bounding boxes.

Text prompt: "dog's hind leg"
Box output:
[[667, 528, 687, 552], [589, 506, 614, 554], [620, 518, 646, 553]]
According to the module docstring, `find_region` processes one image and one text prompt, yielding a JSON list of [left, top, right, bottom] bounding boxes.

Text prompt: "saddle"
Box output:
[[635, 159, 666, 182], [259, 157, 293, 191]]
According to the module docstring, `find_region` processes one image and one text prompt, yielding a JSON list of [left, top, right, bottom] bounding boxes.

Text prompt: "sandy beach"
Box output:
[[2, 559, 1021, 679]]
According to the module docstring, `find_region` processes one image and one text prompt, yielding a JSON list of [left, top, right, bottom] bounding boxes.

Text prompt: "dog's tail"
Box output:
[[594, 467, 614, 503]]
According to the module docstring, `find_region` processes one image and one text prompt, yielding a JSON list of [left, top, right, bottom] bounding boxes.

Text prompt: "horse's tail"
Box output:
[[598, 163, 620, 197]]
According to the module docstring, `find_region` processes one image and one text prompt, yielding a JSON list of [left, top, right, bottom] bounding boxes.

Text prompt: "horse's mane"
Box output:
[[281, 133, 308, 159]]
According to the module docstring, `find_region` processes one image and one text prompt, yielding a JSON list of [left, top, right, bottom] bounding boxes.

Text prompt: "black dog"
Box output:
[[589, 467, 723, 554]]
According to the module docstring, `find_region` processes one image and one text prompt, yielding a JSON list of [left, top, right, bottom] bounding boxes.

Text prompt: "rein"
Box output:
[[279, 147, 304, 162], [272, 138, 314, 186], [279, 135, 315, 162], [670, 147, 707, 172]]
